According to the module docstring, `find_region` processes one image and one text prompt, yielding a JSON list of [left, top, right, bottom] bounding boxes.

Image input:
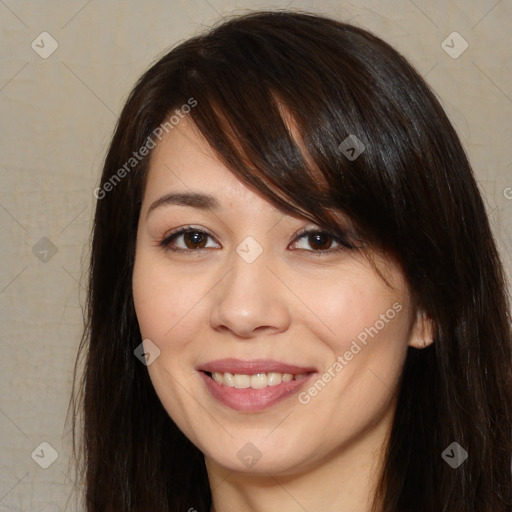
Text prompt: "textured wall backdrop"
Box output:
[[0, 0, 511, 510]]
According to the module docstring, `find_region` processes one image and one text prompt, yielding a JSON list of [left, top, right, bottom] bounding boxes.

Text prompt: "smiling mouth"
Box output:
[[200, 369, 315, 412], [198, 358, 317, 411], [204, 371, 311, 389]]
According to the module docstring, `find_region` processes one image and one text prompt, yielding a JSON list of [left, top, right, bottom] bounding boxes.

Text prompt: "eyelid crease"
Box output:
[[158, 225, 219, 248], [157, 225, 355, 253], [289, 223, 360, 254]]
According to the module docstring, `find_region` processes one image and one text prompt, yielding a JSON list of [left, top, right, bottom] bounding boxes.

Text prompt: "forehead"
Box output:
[[148, 117, 223, 177], [142, 117, 279, 212]]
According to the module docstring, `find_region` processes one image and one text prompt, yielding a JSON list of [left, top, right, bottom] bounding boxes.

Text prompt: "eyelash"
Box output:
[[158, 225, 354, 255]]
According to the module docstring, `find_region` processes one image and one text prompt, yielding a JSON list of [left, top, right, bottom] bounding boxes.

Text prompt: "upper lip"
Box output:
[[199, 358, 317, 375]]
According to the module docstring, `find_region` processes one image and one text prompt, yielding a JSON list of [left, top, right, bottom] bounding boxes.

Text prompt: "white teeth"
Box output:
[[250, 373, 268, 389], [267, 372, 282, 386], [223, 372, 234, 387], [209, 371, 308, 388], [233, 374, 251, 388], [212, 372, 223, 384]]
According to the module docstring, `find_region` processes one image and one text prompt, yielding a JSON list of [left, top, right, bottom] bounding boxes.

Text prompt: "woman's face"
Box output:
[[132, 117, 427, 476]]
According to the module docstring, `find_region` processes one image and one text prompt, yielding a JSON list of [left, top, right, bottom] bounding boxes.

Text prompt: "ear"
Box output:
[[408, 309, 435, 349]]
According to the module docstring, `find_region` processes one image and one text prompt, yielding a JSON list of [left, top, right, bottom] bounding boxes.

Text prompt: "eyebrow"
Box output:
[[146, 192, 220, 219]]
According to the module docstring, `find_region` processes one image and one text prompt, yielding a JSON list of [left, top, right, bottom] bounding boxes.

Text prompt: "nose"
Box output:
[[209, 250, 292, 339]]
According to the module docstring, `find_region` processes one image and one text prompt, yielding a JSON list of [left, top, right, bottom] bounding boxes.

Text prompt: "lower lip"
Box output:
[[200, 372, 315, 412]]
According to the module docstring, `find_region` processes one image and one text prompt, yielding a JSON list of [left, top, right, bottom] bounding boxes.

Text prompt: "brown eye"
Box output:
[[160, 227, 220, 252], [307, 232, 334, 251], [290, 229, 349, 253], [183, 231, 208, 249]]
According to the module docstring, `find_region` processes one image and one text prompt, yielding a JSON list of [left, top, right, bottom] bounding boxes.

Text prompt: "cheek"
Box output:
[[132, 252, 207, 432], [295, 275, 411, 413], [294, 271, 408, 356], [318, 303, 409, 409], [132, 251, 206, 344]]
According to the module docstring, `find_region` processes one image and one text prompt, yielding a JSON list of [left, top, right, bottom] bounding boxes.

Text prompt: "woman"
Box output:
[[71, 10, 512, 512]]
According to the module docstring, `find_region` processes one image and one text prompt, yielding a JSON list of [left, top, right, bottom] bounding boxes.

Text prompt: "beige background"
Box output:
[[0, 0, 511, 510]]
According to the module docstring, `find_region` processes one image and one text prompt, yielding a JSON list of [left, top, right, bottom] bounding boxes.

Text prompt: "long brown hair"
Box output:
[[70, 11, 512, 511]]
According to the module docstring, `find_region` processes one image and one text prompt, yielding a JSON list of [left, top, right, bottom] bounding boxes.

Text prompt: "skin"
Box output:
[[132, 117, 433, 512]]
